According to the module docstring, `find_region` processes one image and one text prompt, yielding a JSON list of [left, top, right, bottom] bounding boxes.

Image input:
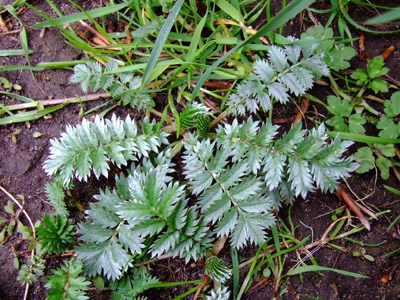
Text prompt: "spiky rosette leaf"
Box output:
[[196, 114, 211, 137], [36, 214, 76, 254], [205, 256, 232, 284], [180, 102, 211, 129]]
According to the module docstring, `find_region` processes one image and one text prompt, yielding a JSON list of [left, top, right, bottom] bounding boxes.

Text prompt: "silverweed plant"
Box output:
[[39, 38, 359, 298]]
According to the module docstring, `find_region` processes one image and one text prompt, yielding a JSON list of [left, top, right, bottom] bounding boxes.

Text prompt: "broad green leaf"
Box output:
[[384, 92, 400, 117], [354, 147, 375, 173], [367, 56, 388, 78], [350, 69, 368, 85], [375, 144, 396, 157], [348, 114, 366, 134], [327, 116, 347, 132], [327, 96, 352, 117], [369, 79, 388, 94], [329, 44, 356, 71], [376, 155, 392, 180], [377, 117, 398, 138], [300, 25, 334, 53]]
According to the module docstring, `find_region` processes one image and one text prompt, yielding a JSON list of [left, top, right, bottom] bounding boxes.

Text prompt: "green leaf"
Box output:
[[17, 221, 32, 239], [327, 132, 400, 144], [351, 69, 368, 85], [215, 0, 244, 23], [0, 228, 6, 242], [364, 254, 375, 262], [348, 114, 366, 134], [327, 96, 353, 117], [354, 147, 375, 173], [328, 44, 357, 71], [367, 56, 388, 78], [384, 92, 400, 117], [300, 25, 334, 53], [369, 79, 388, 94], [376, 155, 392, 180], [186, 12, 207, 62], [375, 144, 396, 157], [94, 276, 105, 291], [288, 158, 313, 198], [4, 200, 15, 216], [326, 116, 347, 132], [45, 181, 68, 216], [377, 117, 398, 138]]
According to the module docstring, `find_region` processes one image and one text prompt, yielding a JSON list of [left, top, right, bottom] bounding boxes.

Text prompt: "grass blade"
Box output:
[[0, 104, 67, 125], [0, 49, 33, 57], [327, 131, 400, 144], [231, 249, 239, 300], [186, 12, 207, 62], [191, 0, 315, 100], [4, 5, 32, 75], [384, 185, 400, 196], [215, 0, 244, 23], [341, 6, 400, 34], [142, 0, 184, 85], [0, 0, 26, 10], [286, 265, 369, 278], [0, 91, 34, 103], [0, 65, 43, 72], [365, 6, 400, 24], [32, 2, 131, 28]]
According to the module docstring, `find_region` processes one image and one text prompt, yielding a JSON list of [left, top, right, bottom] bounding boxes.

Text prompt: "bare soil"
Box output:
[[0, 1, 400, 299]]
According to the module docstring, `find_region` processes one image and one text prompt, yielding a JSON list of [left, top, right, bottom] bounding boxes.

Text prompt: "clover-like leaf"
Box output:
[[354, 147, 375, 174], [383, 92, 400, 118], [367, 56, 388, 78], [377, 117, 398, 138], [376, 155, 392, 180], [348, 114, 366, 134], [327, 96, 353, 117], [369, 79, 388, 94]]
